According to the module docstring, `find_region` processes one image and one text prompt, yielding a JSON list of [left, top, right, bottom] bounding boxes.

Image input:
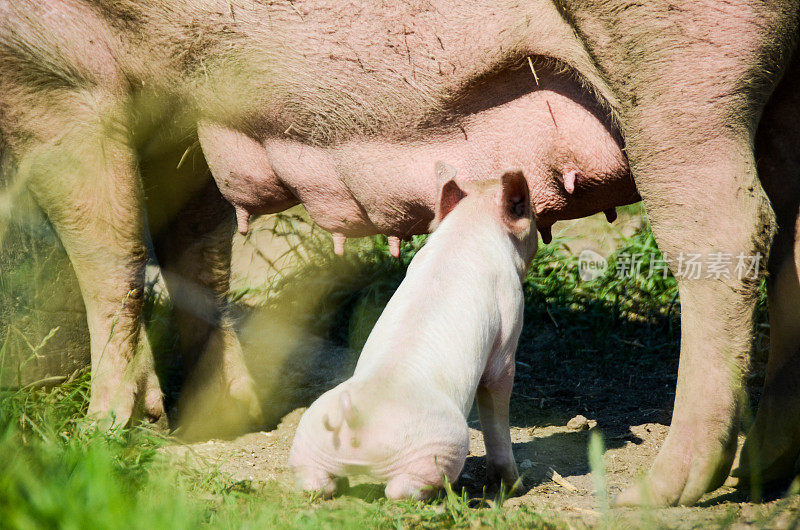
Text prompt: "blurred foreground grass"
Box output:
[[0, 207, 774, 528]]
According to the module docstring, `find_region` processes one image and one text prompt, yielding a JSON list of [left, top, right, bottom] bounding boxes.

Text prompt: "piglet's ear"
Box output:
[[436, 178, 467, 222], [499, 170, 532, 235]]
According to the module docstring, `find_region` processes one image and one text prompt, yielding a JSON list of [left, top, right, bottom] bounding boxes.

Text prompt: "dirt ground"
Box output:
[[165, 407, 800, 528]]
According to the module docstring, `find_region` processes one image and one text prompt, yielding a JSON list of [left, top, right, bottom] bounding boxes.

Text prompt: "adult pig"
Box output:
[[0, 1, 633, 435], [290, 170, 536, 499], [1, 0, 798, 507]]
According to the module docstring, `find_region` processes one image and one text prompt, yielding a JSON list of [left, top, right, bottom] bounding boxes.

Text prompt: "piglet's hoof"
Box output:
[[295, 467, 344, 498], [385, 475, 436, 501]]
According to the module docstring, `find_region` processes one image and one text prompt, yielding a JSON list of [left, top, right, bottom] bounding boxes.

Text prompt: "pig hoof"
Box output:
[[613, 423, 737, 506], [613, 480, 651, 507], [86, 411, 125, 433], [87, 380, 137, 430], [296, 467, 341, 498], [727, 441, 800, 488], [615, 471, 690, 507], [227, 375, 265, 427], [486, 462, 521, 493], [138, 371, 167, 427], [385, 475, 436, 501]]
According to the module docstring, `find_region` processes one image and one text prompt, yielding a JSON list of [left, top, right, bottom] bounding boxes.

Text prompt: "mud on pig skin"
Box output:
[[289, 171, 537, 499]]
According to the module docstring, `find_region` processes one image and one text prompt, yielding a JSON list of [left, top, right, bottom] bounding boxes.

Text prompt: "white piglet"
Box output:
[[289, 169, 538, 500]]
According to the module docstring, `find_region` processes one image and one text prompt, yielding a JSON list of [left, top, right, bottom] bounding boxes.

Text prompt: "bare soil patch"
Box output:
[[166, 406, 799, 528]]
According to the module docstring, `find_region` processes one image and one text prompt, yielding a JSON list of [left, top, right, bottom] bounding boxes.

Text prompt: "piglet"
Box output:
[[288, 169, 538, 500]]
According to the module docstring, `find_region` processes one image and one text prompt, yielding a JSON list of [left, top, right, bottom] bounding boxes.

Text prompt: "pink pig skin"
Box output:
[[289, 171, 537, 500], [197, 67, 635, 241]]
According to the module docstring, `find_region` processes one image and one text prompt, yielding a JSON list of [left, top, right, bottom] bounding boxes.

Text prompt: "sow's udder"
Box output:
[[208, 69, 635, 238]]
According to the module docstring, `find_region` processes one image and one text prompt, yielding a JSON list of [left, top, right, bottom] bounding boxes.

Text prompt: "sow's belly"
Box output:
[[201, 72, 636, 242]]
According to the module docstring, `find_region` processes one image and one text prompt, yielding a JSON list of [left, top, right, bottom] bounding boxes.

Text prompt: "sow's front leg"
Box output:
[[559, 2, 797, 506], [17, 91, 159, 427], [729, 53, 800, 488]]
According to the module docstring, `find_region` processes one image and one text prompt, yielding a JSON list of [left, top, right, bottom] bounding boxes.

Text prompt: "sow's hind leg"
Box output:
[[151, 179, 262, 440], [731, 214, 800, 490], [729, 54, 800, 489], [16, 90, 159, 428]]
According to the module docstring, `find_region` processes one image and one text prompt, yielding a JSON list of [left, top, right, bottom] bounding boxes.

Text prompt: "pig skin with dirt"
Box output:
[[290, 171, 537, 499], [1, 0, 800, 506]]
